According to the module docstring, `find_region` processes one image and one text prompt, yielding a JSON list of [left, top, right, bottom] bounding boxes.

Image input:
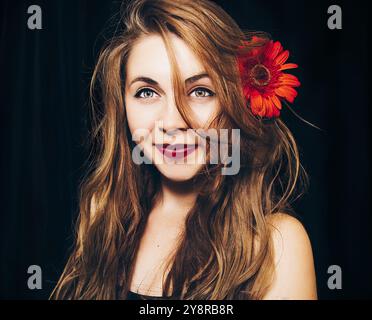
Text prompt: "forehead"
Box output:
[[126, 33, 205, 82]]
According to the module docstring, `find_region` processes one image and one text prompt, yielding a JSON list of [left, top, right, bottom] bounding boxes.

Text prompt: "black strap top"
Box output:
[[126, 290, 172, 300]]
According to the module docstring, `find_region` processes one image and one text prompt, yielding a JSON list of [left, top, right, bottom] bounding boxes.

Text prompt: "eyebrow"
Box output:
[[185, 73, 209, 85], [128, 72, 210, 87]]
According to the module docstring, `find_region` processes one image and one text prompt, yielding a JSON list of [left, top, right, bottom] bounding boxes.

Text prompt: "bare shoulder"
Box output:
[[262, 212, 318, 300], [266, 213, 310, 249]]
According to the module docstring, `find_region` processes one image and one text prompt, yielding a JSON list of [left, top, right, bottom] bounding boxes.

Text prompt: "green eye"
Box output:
[[135, 88, 158, 99], [190, 87, 215, 98]]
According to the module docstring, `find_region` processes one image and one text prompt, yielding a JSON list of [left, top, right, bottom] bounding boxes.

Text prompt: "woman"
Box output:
[[51, 0, 317, 300]]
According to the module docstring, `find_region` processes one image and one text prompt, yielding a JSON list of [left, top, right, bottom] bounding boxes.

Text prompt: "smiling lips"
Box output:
[[155, 143, 197, 159]]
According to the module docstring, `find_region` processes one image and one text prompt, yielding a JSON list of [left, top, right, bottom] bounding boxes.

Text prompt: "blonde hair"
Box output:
[[50, 0, 308, 299]]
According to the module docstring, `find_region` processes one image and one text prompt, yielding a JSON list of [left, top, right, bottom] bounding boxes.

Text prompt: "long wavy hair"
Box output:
[[50, 0, 308, 300]]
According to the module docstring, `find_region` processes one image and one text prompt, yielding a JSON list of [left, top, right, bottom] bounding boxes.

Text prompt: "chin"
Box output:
[[154, 163, 202, 182]]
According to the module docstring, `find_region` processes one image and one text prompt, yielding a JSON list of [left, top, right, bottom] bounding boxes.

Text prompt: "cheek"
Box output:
[[191, 100, 220, 127], [125, 98, 157, 135]]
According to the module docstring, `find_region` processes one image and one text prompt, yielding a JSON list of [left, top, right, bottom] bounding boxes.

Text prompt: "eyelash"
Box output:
[[190, 87, 215, 98], [134, 87, 215, 99], [134, 88, 158, 99]]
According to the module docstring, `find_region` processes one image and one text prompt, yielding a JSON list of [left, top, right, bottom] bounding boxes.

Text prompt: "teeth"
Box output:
[[160, 144, 193, 150], [154, 144, 197, 158]]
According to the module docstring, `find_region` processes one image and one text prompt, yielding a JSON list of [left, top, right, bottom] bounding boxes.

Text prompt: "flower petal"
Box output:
[[260, 97, 269, 117], [279, 63, 298, 71], [250, 92, 263, 115], [266, 41, 283, 60], [243, 85, 251, 99], [275, 50, 289, 65], [279, 74, 301, 87], [275, 86, 298, 103], [263, 97, 279, 118], [271, 95, 282, 110], [251, 36, 267, 46], [268, 100, 280, 118], [273, 104, 280, 117]]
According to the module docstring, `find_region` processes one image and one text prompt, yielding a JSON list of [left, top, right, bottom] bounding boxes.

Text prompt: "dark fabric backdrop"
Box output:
[[0, 0, 370, 299]]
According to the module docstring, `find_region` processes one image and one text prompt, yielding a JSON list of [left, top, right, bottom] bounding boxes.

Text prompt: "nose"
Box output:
[[158, 97, 188, 136]]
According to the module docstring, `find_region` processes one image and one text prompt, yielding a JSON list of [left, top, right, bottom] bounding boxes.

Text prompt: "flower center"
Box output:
[[250, 64, 271, 87]]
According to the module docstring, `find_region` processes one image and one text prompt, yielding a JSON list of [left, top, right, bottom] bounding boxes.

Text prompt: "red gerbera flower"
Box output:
[[238, 36, 301, 118]]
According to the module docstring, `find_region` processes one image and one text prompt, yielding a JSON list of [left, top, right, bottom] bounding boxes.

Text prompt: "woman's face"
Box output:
[[125, 33, 220, 181]]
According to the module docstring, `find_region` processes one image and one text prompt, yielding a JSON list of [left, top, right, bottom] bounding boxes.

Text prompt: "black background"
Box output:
[[0, 0, 370, 299]]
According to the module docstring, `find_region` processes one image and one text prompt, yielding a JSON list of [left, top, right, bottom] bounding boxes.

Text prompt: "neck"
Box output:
[[151, 176, 199, 223]]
